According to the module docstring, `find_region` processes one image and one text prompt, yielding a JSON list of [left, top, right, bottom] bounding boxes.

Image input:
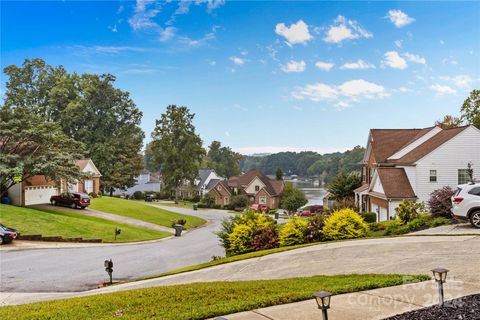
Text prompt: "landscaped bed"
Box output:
[[384, 294, 480, 320], [0, 204, 170, 242], [0, 274, 429, 320], [89, 196, 206, 229]]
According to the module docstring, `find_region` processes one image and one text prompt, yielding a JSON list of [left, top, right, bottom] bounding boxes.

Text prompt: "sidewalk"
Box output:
[[220, 280, 480, 320]]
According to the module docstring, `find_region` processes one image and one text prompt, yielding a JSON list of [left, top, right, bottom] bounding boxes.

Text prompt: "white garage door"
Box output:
[[24, 186, 59, 206]]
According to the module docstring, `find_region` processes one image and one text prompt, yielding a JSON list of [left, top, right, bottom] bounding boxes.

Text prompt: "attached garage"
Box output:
[[24, 185, 58, 206]]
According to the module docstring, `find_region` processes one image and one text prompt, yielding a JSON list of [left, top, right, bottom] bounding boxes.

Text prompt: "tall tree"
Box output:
[[205, 141, 241, 178], [435, 115, 463, 129], [3, 59, 145, 194], [460, 89, 480, 128], [280, 183, 308, 213], [275, 167, 283, 180], [0, 107, 83, 195], [327, 171, 362, 201], [150, 105, 205, 203]]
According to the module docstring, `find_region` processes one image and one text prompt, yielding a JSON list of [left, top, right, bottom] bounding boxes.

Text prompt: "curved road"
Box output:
[[0, 205, 233, 292]]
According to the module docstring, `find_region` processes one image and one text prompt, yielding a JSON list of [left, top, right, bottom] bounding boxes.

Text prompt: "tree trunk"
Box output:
[[109, 187, 113, 197], [175, 188, 179, 204]]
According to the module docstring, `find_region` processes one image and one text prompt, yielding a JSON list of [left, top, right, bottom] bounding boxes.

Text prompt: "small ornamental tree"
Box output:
[[229, 194, 249, 209], [280, 182, 308, 213], [427, 186, 455, 218], [395, 200, 427, 224]]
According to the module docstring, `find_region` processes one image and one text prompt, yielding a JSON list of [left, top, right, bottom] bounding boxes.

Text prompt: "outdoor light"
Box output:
[[313, 291, 332, 320], [431, 267, 449, 306], [104, 259, 114, 284], [115, 227, 121, 240]]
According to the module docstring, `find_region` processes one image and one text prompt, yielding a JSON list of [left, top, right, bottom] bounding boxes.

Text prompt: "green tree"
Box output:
[[3, 59, 145, 194], [327, 171, 362, 201], [205, 141, 241, 178], [144, 142, 161, 172], [435, 115, 463, 129], [150, 105, 205, 203], [460, 89, 480, 128], [0, 107, 83, 195], [280, 182, 308, 213], [275, 167, 283, 180]]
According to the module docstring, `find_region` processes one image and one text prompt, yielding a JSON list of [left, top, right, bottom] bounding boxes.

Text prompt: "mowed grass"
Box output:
[[0, 204, 170, 242], [0, 274, 429, 320], [89, 197, 206, 229]]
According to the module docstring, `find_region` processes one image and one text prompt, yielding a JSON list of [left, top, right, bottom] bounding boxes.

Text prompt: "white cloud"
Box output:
[[394, 40, 403, 48], [430, 84, 456, 95], [386, 9, 415, 28], [382, 51, 408, 69], [109, 24, 118, 33], [292, 79, 387, 107], [275, 20, 313, 45], [208, 60, 217, 66], [225, 131, 230, 137], [178, 30, 216, 46], [204, 0, 225, 12], [159, 27, 176, 42], [88, 46, 147, 54], [129, 0, 161, 30], [340, 59, 375, 70], [323, 15, 372, 44], [230, 56, 245, 65], [281, 60, 306, 73], [439, 75, 474, 88], [403, 52, 426, 65], [396, 87, 413, 93], [315, 61, 334, 71]]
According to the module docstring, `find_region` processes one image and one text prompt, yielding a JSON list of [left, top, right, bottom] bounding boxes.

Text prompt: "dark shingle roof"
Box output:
[[376, 168, 416, 198]]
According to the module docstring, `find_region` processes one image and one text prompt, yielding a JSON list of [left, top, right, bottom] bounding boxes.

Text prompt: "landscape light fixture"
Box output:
[[313, 291, 332, 320], [431, 267, 449, 306], [104, 259, 114, 284], [114, 227, 121, 240]]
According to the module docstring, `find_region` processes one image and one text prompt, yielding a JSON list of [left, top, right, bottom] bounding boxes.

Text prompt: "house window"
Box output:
[[217, 185, 221, 191], [224, 197, 229, 205], [84, 180, 94, 193], [255, 185, 260, 192], [259, 196, 267, 204], [458, 169, 471, 185], [429, 170, 437, 182]]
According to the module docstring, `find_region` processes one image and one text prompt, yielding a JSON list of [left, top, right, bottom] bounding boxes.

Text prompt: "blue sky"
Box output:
[[1, 1, 479, 154]]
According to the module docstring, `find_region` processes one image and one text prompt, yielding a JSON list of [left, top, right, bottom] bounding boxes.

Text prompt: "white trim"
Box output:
[[388, 127, 442, 160]]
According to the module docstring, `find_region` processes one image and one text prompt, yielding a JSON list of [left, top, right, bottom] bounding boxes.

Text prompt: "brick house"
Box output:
[[354, 125, 480, 222], [9, 159, 101, 206], [207, 169, 285, 208]]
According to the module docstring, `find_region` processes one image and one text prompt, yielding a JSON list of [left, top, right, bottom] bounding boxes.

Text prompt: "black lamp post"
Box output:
[[104, 259, 113, 284], [115, 227, 121, 240], [431, 267, 449, 306], [313, 291, 332, 320]]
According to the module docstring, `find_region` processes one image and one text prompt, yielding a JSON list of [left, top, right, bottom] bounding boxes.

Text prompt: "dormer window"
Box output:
[[255, 185, 260, 192]]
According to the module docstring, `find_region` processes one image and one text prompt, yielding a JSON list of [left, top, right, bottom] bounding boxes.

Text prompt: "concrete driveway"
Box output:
[[0, 205, 233, 292]]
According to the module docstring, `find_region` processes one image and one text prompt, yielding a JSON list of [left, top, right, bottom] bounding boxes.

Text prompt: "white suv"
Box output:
[[452, 182, 480, 228]]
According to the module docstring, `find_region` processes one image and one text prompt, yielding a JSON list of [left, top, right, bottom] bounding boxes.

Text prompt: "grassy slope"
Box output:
[[0, 274, 429, 320], [89, 197, 206, 229], [0, 204, 169, 242]]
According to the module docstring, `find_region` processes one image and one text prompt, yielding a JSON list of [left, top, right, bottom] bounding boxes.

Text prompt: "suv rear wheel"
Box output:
[[51, 200, 56, 206], [470, 210, 480, 228]]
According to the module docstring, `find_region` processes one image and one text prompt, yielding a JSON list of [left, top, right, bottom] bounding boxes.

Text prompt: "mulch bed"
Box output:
[[384, 294, 480, 320]]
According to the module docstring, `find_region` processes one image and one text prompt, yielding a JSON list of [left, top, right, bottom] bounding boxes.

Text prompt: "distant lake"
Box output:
[[285, 179, 328, 206]]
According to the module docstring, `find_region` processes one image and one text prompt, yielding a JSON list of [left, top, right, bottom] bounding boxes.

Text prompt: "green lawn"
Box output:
[[0, 204, 170, 242], [0, 274, 429, 320], [157, 200, 199, 209], [89, 197, 206, 229]]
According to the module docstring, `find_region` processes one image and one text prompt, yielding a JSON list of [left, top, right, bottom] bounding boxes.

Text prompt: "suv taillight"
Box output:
[[453, 197, 464, 203]]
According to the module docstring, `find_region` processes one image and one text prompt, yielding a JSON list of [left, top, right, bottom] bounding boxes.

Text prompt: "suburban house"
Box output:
[[354, 125, 480, 222], [113, 170, 161, 196], [207, 169, 285, 208], [195, 169, 224, 196], [9, 159, 102, 206]]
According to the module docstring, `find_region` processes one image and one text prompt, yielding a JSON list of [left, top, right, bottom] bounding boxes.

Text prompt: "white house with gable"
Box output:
[[354, 125, 480, 222]]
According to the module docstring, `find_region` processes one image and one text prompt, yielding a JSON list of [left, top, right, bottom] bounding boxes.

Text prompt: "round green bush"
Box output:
[[361, 212, 377, 223], [279, 218, 308, 247], [322, 208, 369, 240]]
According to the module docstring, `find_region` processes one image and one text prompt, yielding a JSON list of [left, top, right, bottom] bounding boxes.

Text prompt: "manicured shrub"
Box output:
[[190, 194, 201, 203], [88, 192, 98, 198], [361, 212, 377, 223], [305, 214, 326, 243], [228, 224, 255, 255], [427, 186, 455, 218], [407, 216, 429, 231], [252, 227, 279, 251], [395, 200, 426, 224], [279, 218, 308, 247], [322, 208, 369, 240], [132, 191, 144, 200], [202, 194, 216, 207], [229, 195, 249, 209], [368, 222, 385, 232], [427, 217, 451, 228]]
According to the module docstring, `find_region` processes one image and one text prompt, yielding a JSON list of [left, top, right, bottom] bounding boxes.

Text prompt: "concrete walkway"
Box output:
[[408, 222, 480, 235], [2, 235, 479, 306], [221, 280, 480, 320], [33, 204, 175, 233]]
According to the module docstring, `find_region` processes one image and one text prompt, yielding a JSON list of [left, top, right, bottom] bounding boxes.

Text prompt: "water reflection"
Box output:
[[286, 179, 328, 206]]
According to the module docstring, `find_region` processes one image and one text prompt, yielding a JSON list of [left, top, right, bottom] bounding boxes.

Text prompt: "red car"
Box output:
[[296, 210, 316, 217], [296, 205, 324, 217], [250, 204, 269, 212], [50, 192, 90, 209]]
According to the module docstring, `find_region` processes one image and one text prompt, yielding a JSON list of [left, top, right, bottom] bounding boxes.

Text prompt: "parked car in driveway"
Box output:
[[0, 223, 18, 245], [452, 182, 480, 228], [296, 204, 324, 217], [250, 204, 269, 212], [50, 192, 90, 209]]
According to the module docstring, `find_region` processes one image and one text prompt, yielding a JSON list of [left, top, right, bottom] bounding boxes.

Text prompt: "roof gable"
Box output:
[[75, 159, 101, 177], [376, 168, 416, 198]]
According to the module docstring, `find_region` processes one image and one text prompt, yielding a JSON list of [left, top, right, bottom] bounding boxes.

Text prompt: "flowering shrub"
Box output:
[[427, 186, 455, 218], [322, 208, 369, 240], [304, 214, 326, 243], [228, 224, 255, 255], [396, 200, 427, 224], [279, 218, 308, 247], [252, 227, 279, 251]]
